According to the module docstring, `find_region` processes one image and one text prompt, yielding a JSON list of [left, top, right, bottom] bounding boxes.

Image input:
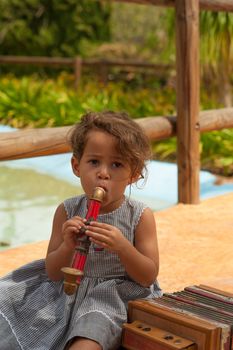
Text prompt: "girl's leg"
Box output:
[[68, 337, 102, 350], [0, 314, 21, 350]]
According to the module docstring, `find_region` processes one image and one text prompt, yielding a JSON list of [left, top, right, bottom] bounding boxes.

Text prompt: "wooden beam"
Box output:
[[199, 108, 233, 132], [0, 126, 71, 160], [139, 108, 233, 138], [0, 109, 232, 161], [199, 0, 233, 11], [109, 0, 174, 7], [175, 0, 200, 204], [112, 0, 233, 12], [0, 56, 74, 67], [0, 55, 172, 71]]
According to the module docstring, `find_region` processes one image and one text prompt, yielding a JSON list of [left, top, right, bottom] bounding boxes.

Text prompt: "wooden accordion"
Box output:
[[122, 285, 233, 350]]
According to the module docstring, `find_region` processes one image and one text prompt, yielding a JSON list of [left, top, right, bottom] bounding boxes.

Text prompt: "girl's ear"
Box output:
[[71, 156, 80, 177], [128, 173, 140, 185]]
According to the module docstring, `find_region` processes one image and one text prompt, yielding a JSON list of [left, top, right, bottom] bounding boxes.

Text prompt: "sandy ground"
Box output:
[[0, 192, 233, 294], [156, 192, 233, 294]]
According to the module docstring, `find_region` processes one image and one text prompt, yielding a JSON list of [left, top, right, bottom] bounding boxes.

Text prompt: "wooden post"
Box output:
[[98, 61, 108, 85], [74, 56, 82, 90], [175, 0, 200, 204]]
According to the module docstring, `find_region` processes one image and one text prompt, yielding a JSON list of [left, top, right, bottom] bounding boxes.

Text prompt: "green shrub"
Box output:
[[0, 0, 111, 74], [0, 74, 232, 176]]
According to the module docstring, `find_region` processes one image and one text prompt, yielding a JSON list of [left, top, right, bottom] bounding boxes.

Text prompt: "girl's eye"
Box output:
[[112, 162, 122, 168], [89, 159, 99, 166]]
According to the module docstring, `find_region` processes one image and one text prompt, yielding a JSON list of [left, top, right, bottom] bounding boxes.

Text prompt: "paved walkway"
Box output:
[[1, 193, 233, 294]]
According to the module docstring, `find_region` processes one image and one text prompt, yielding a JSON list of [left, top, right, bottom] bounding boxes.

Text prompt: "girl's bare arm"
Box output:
[[117, 207, 159, 286], [45, 204, 84, 281]]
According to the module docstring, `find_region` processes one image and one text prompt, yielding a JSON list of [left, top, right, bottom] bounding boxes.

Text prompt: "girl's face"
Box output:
[[72, 130, 138, 214]]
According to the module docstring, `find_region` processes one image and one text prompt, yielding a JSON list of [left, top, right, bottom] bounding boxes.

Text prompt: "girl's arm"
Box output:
[[117, 207, 159, 287], [45, 204, 85, 281], [86, 207, 159, 287]]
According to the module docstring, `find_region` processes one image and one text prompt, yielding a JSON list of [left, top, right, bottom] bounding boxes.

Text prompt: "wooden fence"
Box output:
[[113, 0, 233, 12], [111, 0, 233, 203], [1, 108, 233, 159], [0, 55, 172, 89], [1, 0, 233, 204]]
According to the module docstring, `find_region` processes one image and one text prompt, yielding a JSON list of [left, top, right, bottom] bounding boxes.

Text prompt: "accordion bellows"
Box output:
[[122, 284, 233, 350]]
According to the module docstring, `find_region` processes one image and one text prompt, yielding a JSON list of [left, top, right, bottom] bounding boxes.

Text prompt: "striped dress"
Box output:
[[0, 195, 162, 350]]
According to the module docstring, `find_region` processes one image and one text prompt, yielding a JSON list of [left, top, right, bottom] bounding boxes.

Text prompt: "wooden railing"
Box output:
[[1, 108, 232, 160], [113, 0, 233, 12], [0, 55, 172, 89]]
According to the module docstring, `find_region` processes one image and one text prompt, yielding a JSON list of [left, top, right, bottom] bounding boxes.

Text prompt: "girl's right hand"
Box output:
[[62, 216, 86, 250]]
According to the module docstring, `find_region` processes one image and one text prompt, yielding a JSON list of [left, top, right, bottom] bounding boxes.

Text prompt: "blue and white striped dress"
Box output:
[[0, 195, 162, 350]]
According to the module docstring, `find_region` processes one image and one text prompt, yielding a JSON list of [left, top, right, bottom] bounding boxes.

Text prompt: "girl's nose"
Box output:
[[97, 166, 110, 179]]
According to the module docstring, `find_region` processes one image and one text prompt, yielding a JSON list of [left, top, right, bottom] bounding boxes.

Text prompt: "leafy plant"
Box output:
[[0, 74, 176, 127], [0, 74, 232, 176], [0, 1, 111, 59]]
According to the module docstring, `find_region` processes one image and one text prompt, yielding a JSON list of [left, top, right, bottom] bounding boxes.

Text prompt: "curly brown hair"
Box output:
[[68, 111, 151, 180]]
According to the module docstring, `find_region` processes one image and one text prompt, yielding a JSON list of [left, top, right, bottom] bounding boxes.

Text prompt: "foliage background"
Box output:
[[0, 0, 111, 57], [0, 2, 232, 176]]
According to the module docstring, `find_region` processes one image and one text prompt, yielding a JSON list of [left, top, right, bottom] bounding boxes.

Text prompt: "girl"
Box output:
[[0, 111, 162, 350]]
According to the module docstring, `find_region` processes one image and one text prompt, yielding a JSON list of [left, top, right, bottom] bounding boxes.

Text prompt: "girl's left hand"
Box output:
[[85, 221, 129, 253]]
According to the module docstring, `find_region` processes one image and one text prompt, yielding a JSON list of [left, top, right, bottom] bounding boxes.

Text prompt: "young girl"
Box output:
[[0, 111, 162, 350]]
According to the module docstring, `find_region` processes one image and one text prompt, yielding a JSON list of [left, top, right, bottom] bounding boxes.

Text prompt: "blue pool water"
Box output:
[[1, 125, 232, 248]]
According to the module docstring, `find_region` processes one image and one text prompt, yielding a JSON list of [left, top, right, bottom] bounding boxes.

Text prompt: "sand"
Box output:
[[0, 192, 233, 294]]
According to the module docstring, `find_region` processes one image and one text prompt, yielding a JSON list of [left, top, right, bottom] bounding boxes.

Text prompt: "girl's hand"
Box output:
[[85, 221, 129, 253], [62, 216, 86, 250]]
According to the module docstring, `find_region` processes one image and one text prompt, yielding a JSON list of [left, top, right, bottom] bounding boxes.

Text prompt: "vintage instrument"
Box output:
[[61, 187, 105, 295], [122, 284, 233, 350]]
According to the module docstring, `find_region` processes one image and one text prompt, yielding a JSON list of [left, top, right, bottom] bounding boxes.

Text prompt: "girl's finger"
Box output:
[[89, 221, 111, 229]]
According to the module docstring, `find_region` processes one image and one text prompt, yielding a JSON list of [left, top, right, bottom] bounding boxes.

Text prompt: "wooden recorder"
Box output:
[[122, 284, 233, 350]]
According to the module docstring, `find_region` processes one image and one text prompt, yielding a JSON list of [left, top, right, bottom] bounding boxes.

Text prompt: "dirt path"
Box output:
[[0, 192, 233, 294]]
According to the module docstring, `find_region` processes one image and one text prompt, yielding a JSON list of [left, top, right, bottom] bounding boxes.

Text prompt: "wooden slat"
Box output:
[[175, 0, 200, 204], [0, 109, 232, 161], [0, 126, 71, 160], [0, 56, 74, 67], [112, 0, 233, 12], [0, 55, 172, 71], [199, 108, 233, 132]]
